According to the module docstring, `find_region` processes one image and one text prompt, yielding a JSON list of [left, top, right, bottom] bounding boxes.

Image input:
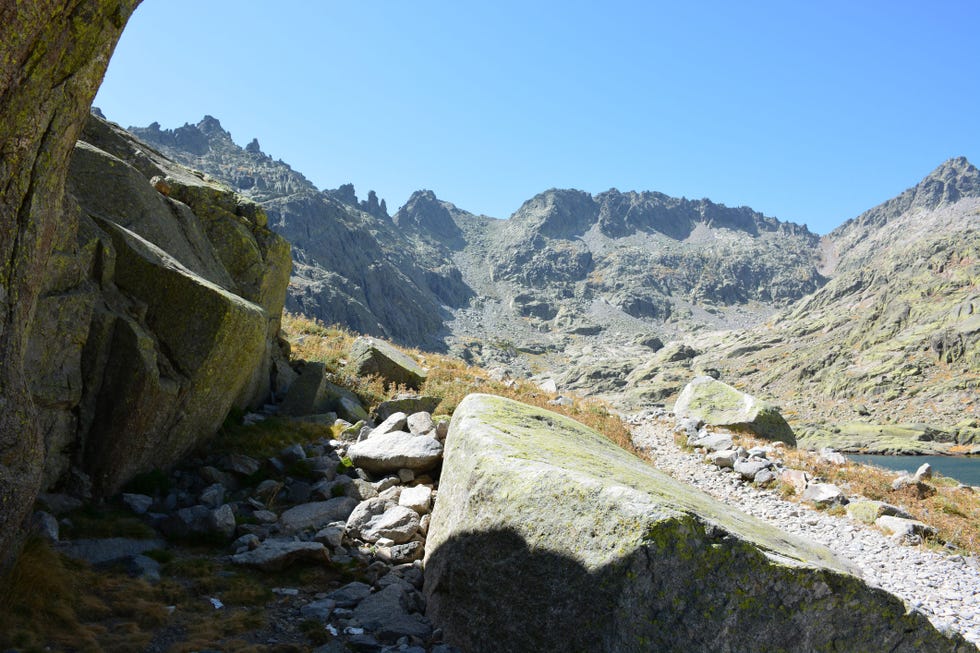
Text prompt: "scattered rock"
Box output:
[[374, 395, 441, 422], [351, 584, 432, 643], [875, 515, 937, 545], [122, 493, 154, 515], [347, 431, 443, 474], [327, 581, 373, 608], [407, 412, 435, 436], [733, 459, 773, 481], [689, 432, 734, 451], [801, 483, 848, 508], [349, 336, 427, 390], [373, 412, 408, 437], [846, 500, 913, 525], [231, 540, 330, 571], [346, 498, 420, 544], [58, 538, 166, 565], [399, 485, 433, 514], [279, 498, 358, 533]]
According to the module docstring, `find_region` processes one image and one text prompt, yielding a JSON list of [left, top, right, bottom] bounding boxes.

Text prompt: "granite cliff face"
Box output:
[[0, 0, 141, 566]]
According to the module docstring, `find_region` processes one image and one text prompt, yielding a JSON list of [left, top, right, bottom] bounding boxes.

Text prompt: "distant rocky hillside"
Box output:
[[684, 158, 980, 442], [126, 115, 827, 366]]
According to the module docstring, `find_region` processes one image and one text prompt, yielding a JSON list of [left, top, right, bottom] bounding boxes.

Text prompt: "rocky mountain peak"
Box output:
[[393, 190, 465, 247], [197, 114, 226, 136], [832, 157, 980, 241], [509, 188, 598, 239]]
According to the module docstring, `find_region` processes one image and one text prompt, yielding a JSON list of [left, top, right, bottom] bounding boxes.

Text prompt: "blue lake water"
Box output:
[[847, 454, 980, 486]]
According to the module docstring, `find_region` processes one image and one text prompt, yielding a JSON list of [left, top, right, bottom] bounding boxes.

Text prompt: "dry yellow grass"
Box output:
[[281, 312, 635, 453]]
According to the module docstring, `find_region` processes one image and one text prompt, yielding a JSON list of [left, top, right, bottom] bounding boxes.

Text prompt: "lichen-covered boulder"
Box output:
[[674, 375, 796, 444], [349, 336, 427, 390], [83, 220, 267, 494], [424, 393, 973, 653]]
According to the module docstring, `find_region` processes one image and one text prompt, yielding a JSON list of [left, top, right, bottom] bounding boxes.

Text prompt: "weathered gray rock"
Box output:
[[347, 431, 443, 474], [230, 540, 329, 571], [876, 515, 937, 544], [801, 482, 848, 507], [349, 336, 427, 390], [327, 581, 373, 607], [346, 498, 420, 544], [314, 522, 346, 549], [300, 598, 337, 621], [279, 362, 369, 423], [399, 485, 433, 514], [373, 412, 408, 437], [58, 538, 166, 566], [688, 432, 734, 451], [352, 584, 432, 643], [425, 394, 969, 653], [733, 459, 773, 481], [406, 412, 436, 436], [31, 511, 60, 542], [209, 504, 237, 539], [122, 493, 153, 515], [706, 449, 737, 469], [846, 500, 913, 524], [674, 376, 795, 444], [279, 498, 358, 533], [374, 396, 441, 422]]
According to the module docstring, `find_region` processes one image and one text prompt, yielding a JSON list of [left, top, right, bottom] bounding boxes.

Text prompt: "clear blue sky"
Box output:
[[95, 0, 980, 234]]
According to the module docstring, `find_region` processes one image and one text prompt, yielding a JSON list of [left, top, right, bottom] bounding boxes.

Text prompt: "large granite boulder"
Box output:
[[424, 394, 971, 652], [349, 336, 427, 390], [673, 375, 796, 444]]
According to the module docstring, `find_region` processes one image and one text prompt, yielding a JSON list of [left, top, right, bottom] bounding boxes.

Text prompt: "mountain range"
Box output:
[[126, 114, 979, 440]]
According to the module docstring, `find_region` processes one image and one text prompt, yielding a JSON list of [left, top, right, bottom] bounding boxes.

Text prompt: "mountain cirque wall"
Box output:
[[0, 0, 142, 566], [425, 394, 976, 652]]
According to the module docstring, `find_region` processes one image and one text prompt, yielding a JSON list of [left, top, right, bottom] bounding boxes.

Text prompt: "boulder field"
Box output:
[[424, 393, 973, 652]]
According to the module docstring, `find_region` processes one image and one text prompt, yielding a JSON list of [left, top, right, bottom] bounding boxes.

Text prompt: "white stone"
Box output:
[[399, 485, 433, 514]]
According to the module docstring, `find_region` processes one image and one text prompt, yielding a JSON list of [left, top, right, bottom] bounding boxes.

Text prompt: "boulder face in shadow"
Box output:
[[424, 394, 973, 653], [0, 0, 141, 566]]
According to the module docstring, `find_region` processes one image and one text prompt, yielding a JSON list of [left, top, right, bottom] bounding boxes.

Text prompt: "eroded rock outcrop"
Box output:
[[26, 114, 292, 498], [424, 394, 968, 652]]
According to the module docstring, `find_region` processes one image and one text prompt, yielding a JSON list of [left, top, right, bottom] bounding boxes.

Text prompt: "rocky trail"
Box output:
[[630, 412, 980, 646]]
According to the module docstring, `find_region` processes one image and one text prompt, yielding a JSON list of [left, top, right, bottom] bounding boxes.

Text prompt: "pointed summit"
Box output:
[[840, 157, 980, 235]]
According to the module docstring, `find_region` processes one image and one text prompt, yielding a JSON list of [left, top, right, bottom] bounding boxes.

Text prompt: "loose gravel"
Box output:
[[630, 416, 980, 646]]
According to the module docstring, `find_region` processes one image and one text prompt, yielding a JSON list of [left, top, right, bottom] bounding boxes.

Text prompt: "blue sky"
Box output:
[[95, 1, 979, 234]]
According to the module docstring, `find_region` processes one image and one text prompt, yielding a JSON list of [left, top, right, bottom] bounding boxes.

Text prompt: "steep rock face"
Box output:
[[0, 0, 140, 565], [24, 114, 291, 497], [425, 394, 971, 652], [130, 118, 472, 348]]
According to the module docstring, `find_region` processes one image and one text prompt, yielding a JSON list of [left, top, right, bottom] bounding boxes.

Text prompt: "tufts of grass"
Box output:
[[61, 505, 158, 540], [281, 312, 635, 455], [739, 433, 980, 555], [208, 416, 331, 460]]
